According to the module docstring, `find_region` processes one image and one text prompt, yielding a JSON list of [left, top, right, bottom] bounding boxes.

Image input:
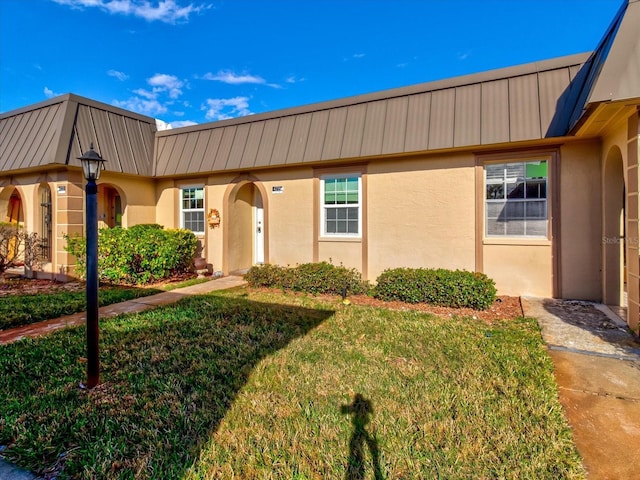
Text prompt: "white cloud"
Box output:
[[112, 72, 186, 117], [169, 120, 198, 128], [203, 97, 252, 121], [457, 51, 471, 61], [147, 73, 183, 98], [113, 97, 167, 116], [202, 70, 266, 85], [107, 69, 129, 81], [44, 86, 62, 98], [52, 0, 209, 24], [353, 53, 366, 58]]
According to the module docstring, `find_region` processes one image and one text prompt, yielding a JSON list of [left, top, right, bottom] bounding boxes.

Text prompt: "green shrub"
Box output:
[[65, 225, 198, 285], [374, 267, 497, 310], [244, 262, 369, 296]]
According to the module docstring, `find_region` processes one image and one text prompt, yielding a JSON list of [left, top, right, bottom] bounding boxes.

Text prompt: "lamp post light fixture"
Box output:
[[78, 143, 105, 389]]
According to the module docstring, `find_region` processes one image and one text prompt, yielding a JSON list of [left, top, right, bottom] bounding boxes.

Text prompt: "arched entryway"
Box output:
[[1, 187, 24, 225], [98, 184, 124, 228], [603, 146, 625, 306], [224, 181, 268, 274]]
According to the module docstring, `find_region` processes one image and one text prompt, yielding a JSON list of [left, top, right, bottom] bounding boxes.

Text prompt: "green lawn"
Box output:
[[0, 288, 585, 479]]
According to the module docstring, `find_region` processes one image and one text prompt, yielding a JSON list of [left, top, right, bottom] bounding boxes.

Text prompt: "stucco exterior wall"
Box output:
[[559, 141, 603, 300], [483, 242, 552, 296], [367, 153, 476, 281]]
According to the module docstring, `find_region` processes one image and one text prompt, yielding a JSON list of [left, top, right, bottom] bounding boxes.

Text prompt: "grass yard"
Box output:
[[0, 288, 585, 479]]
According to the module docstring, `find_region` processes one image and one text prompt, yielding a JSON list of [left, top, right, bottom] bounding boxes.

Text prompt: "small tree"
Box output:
[[0, 222, 43, 275]]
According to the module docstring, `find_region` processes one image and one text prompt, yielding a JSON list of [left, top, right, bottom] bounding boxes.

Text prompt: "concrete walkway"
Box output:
[[0, 275, 246, 345], [522, 298, 640, 480]]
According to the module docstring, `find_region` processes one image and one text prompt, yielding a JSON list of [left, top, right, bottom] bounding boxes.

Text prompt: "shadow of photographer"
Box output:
[[341, 393, 385, 480]]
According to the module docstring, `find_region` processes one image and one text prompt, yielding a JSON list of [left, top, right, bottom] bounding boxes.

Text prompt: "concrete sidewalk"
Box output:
[[0, 275, 246, 345], [522, 298, 640, 480]]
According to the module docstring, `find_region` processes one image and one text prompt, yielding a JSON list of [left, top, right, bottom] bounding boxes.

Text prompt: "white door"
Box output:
[[254, 197, 264, 264]]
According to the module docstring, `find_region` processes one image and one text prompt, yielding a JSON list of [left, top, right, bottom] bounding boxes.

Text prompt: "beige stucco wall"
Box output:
[[559, 141, 603, 300], [367, 153, 477, 281], [483, 242, 552, 297]]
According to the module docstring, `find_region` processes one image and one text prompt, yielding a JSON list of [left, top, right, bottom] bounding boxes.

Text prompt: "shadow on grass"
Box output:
[[341, 394, 384, 480], [0, 293, 334, 479]]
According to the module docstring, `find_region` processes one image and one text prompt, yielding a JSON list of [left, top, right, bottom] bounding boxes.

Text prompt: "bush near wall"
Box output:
[[244, 262, 369, 296], [65, 224, 198, 285], [373, 268, 497, 310]]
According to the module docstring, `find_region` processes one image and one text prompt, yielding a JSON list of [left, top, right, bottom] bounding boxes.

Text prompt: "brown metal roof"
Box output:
[[154, 53, 589, 177], [0, 94, 156, 176]]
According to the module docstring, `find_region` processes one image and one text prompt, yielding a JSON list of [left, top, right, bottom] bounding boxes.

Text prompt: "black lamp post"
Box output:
[[78, 143, 106, 389]]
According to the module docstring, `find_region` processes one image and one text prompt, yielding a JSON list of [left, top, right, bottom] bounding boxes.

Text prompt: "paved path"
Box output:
[[0, 276, 246, 345], [522, 298, 640, 480]]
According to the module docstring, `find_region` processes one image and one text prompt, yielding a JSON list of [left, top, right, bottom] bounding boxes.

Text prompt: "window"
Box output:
[[485, 160, 547, 237], [321, 175, 361, 236], [181, 187, 205, 234]]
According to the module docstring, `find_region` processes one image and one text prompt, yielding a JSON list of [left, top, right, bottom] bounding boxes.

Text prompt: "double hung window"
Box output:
[[321, 175, 361, 236], [485, 160, 548, 237], [181, 187, 205, 234]]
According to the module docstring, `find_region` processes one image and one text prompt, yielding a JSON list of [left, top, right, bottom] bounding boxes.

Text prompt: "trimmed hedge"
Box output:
[[373, 268, 497, 310], [65, 224, 198, 285], [244, 262, 369, 296]]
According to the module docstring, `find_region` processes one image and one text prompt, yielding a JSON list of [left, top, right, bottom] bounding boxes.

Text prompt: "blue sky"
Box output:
[[0, 0, 622, 128]]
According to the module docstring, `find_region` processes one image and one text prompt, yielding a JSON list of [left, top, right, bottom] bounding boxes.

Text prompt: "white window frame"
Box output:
[[320, 174, 362, 238], [485, 160, 548, 238], [180, 186, 205, 235]]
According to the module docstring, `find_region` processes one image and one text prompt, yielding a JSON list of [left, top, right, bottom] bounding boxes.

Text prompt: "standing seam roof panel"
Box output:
[[481, 79, 510, 145], [241, 122, 265, 169], [341, 104, 367, 158], [89, 107, 122, 173], [287, 113, 312, 164], [509, 74, 542, 141], [108, 112, 137, 175], [304, 110, 330, 162], [191, 130, 214, 173], [155, 136, 173, 176], [13, 108, 47, 171], [1, 113, 30, 170], [428, 89, 456, 149], [361, 100, 387, 157], [404, 92, 431, 152], [270, 117, 296, 164], [169, 135, 190, 176], [228, 123, 251, 169], [26, 105, 63, 169], [73, 105, 98, 168], [254, 119, 280, 167], [123, 117, 154, 176], [199, 129, 224, 172], [538, 68, 573, 136], [214, 127, 237, 171], [381, 97, 408, 154], [175, 132, 200, 175], [454, 84, 481, 147], [321, 108, 347, 160]]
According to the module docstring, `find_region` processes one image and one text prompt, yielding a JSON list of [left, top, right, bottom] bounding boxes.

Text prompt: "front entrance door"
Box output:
[[255, 193, 264, 264]]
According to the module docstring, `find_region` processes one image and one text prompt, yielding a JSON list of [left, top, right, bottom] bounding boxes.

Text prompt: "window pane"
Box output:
[[322, 176, 360, 235]]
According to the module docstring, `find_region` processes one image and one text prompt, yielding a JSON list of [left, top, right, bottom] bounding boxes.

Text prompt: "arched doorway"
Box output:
[[603, 146, 625, 306], [225, 181, 267, 274], [98, 185, 123, 228], [2, 187, 24, 225]]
